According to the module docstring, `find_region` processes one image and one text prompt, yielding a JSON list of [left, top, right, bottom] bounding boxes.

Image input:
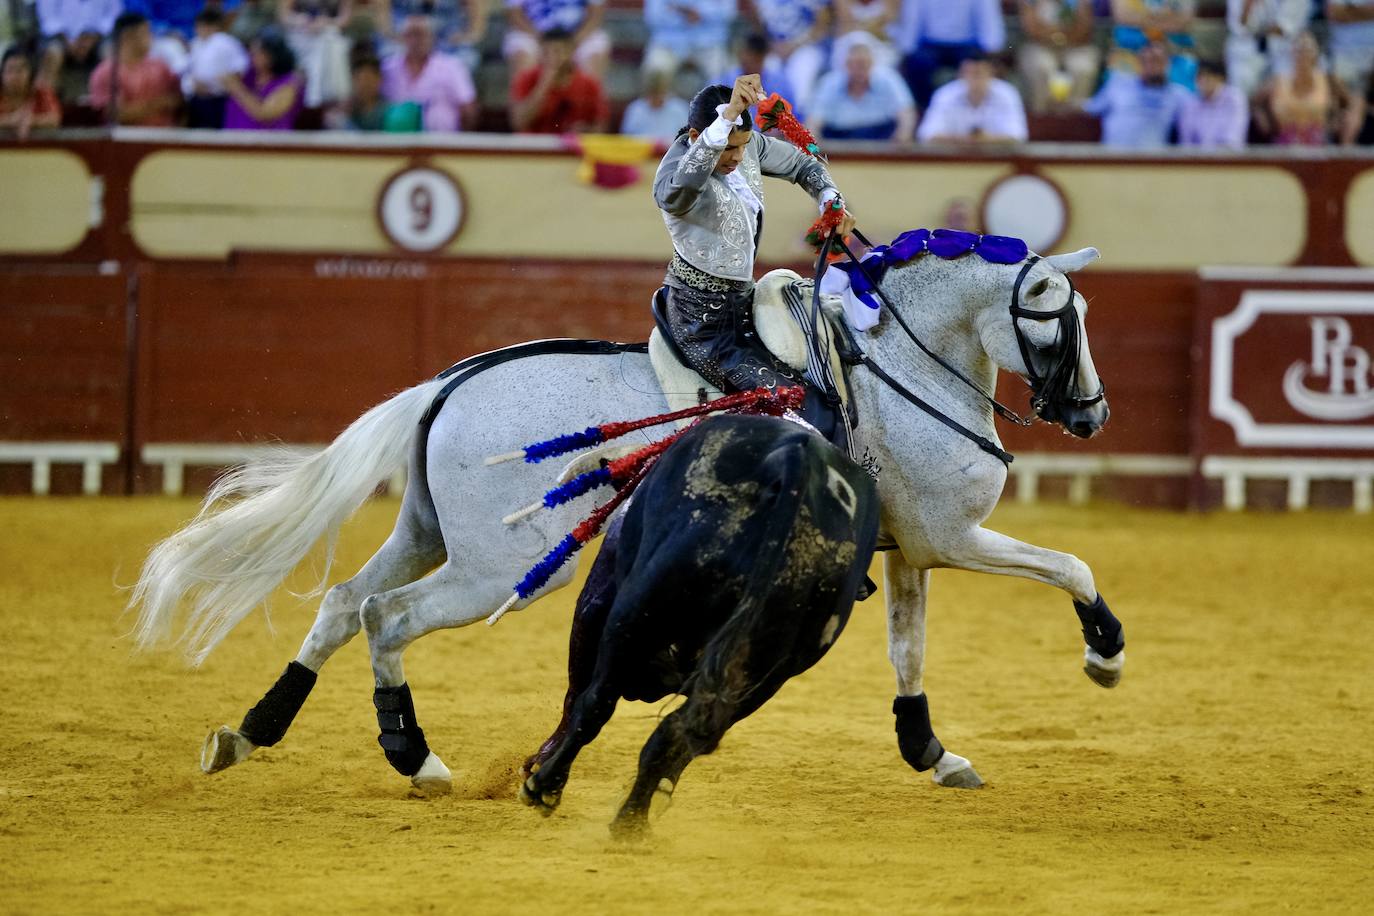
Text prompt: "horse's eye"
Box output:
[[1027, 278, 1051, 299]]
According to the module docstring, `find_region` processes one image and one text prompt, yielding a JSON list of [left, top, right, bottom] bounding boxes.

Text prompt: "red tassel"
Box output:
[[754, 93, 826, 162]]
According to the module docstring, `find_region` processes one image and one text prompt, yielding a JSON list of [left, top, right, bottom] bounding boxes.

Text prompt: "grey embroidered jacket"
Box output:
[[654, 129, 838, 283]]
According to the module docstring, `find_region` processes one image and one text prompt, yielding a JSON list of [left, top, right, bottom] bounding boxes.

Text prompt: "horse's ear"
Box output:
[[1043, 247, 1100, 274]]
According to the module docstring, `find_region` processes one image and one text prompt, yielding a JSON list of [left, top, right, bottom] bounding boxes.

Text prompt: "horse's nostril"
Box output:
[[1070, 420, 1095, 439]]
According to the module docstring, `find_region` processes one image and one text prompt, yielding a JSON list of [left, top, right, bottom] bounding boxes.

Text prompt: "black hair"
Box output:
[[113, 12, 149, 42], [194, 8, 225, 27], [253, 27, 297, 78], [1198, 59, 1226, 79], [743, 32, 770, 56], [541, 27, 575, 43], [676, 83, 752, 139], [1, 47, 34, 84], [351, 55, 381, 75], [962, 49, 990, 65]]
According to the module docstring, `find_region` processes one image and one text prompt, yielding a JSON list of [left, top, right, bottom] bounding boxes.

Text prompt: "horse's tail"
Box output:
[[688, 435, 816, 705], [128, 376, 448, 665]]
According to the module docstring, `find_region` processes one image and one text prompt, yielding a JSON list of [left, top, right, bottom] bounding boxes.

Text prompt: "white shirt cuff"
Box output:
[[701, 113, 738, 147], [818, 187, 841, 213]]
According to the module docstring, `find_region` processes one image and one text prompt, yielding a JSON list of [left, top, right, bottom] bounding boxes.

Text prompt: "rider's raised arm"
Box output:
[[755, 133, 840, 206], [653, 118, 733, 216]]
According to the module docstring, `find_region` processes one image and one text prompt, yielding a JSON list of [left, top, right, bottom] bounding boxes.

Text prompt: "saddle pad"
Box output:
[[649, 269, 852, 422]]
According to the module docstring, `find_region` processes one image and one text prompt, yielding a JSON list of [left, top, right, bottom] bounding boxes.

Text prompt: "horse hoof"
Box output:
[[409, 752, 452, 796], [200, 725, 255, 774], [931, 752, 984, 789], [519, 777, 560, 814], [609, 813, 650, 842], [1083, 646, 1125, 689]]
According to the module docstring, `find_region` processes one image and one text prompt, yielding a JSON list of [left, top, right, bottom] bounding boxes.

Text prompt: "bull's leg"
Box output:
[[611, 641, 787, 837], [943, 526, 1124, 688], [884, 555, 982, 789], [522, 521, 622, 778], [201, 523, 443, 776], [519, 665, 622, 814]]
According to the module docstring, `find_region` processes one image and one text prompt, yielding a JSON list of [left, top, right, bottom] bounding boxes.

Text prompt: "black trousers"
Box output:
[[662, 282, 844, 448]]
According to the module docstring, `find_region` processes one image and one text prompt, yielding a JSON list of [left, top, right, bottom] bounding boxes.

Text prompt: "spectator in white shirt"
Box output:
[[1225, 0, 1310, 96], [896, 0, 1006, 108], [917, 52, 1028, 144], [809, 32, 916, 140], [642, 0, 736, 83], [620, 67, 689, 141], [183, 8, 248, 128]]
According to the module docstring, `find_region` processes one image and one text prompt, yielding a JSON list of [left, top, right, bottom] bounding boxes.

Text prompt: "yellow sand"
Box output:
[[1, 498, 1371, 914]]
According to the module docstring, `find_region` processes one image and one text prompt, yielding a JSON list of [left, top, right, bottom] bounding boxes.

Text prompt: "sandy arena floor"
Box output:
[[1, 497, 1371, 914]]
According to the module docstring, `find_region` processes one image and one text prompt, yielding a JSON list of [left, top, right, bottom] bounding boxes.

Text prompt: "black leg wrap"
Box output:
[[1074, 593, 1125, 659], [238, 661, 318, 747], [373, 683, 431, 777], [893, 694, 944, 772]]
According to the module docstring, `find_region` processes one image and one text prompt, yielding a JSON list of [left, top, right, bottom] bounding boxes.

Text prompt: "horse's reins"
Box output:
[[810, 228, 1103, 466]]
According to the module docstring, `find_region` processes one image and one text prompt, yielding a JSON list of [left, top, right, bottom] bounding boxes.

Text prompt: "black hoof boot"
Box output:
[[1074, 594, 1125, 659], [374, 683, 430, 777], [239, 661, 318, 747], [893, 694, 944, 772]]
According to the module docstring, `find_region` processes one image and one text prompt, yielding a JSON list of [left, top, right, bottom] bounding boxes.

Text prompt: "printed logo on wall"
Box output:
[[1211, 291, 1374, 448], [377, 165, 465, 253]]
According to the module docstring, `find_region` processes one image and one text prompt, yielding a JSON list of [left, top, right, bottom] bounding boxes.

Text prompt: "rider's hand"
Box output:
[[724, 73, 764, 122], [838, 208, 858, 239]]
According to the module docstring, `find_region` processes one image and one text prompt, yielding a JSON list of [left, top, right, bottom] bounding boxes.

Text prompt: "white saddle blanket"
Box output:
[[649, 269, 851, 420]]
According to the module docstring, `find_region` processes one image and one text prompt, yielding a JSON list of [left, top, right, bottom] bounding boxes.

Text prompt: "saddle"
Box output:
[[648, 269, 857, 424]]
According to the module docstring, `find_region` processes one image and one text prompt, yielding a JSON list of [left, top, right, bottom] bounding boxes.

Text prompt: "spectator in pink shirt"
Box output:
[[1178, 59, 1249, 148], [382, 14, 478, 132], [88, 12, 181, 126]]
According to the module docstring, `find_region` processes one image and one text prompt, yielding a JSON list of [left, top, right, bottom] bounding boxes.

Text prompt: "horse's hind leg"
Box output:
[[201, 503, 444, 775]]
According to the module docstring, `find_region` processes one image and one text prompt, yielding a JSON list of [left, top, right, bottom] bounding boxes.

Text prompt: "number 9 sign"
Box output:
[[377, 166, 465, 253]]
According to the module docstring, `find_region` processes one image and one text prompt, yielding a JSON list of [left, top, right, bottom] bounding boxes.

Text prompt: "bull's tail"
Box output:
[[689, 435, 816, 703], [127, 376, 448, 665]]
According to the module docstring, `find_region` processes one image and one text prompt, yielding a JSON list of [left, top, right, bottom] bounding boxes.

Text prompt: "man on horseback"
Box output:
[[655, 74, 857, 448]]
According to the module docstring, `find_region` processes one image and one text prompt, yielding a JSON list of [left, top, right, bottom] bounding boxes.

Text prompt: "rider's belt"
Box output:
[[668, 253, 752, 294]]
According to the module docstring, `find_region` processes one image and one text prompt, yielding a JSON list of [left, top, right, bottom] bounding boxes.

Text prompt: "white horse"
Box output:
[[131, 242, 1121, 794]]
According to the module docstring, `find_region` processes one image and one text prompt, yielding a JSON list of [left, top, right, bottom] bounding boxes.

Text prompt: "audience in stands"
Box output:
[[1264, 30, 1333, 145], [1328, 0, 1374, 99], [382, 13, 476, 130], [504, 0, 609, 79], [223, 28, 303, 128], [642, 0, 736, 83], [899, 0, 1006, 109], [1224, 0, 1309, 97], [1085, 41, 1190, 147], [390, 0, 485, 67], [229, 0, 282, 47], [509, 26, 607, 132], [278, 0, 351, 108], [1017, 0, 1099, 112], [831, 0, 899, 70], [810, 30, 913, 140], [745, 0, 830, 111], [917, 50, 1027, 143], [89, 12, 181, 125], [1, 46, 62, 136], [10, 0, 1374, 149], [718, 32, 798, 117], [1177, 58, 1247, 147], [619, 66, 686, 141], [1109, 0, 1197, 89]]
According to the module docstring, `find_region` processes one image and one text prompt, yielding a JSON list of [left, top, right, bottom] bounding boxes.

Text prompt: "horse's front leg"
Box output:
[[945, 527, 1125, 688], [884, 554, 983, 789]]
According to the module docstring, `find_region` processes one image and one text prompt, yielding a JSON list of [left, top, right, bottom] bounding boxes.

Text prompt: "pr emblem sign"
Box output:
[[1209, 289, 1374, 449]]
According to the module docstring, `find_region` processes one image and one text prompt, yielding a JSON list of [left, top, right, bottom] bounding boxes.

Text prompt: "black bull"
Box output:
[[521, 414, 880, 833]]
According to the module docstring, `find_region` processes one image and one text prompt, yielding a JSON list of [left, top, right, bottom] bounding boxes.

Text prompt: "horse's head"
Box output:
[[978, 247, 1109, 438]]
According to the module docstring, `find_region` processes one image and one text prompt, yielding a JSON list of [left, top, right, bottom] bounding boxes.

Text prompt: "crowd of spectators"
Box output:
[[1, 0, 1373, 147]]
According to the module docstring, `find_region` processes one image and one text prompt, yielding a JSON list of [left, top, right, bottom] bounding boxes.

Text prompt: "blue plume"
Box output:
[[543, 466, 612, 508], [515, 534, 579, 599], [522, 427, 604, 463]]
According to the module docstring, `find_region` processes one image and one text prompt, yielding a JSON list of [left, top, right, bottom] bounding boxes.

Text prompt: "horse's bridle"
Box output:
[[809, 231, 1104, 466]]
